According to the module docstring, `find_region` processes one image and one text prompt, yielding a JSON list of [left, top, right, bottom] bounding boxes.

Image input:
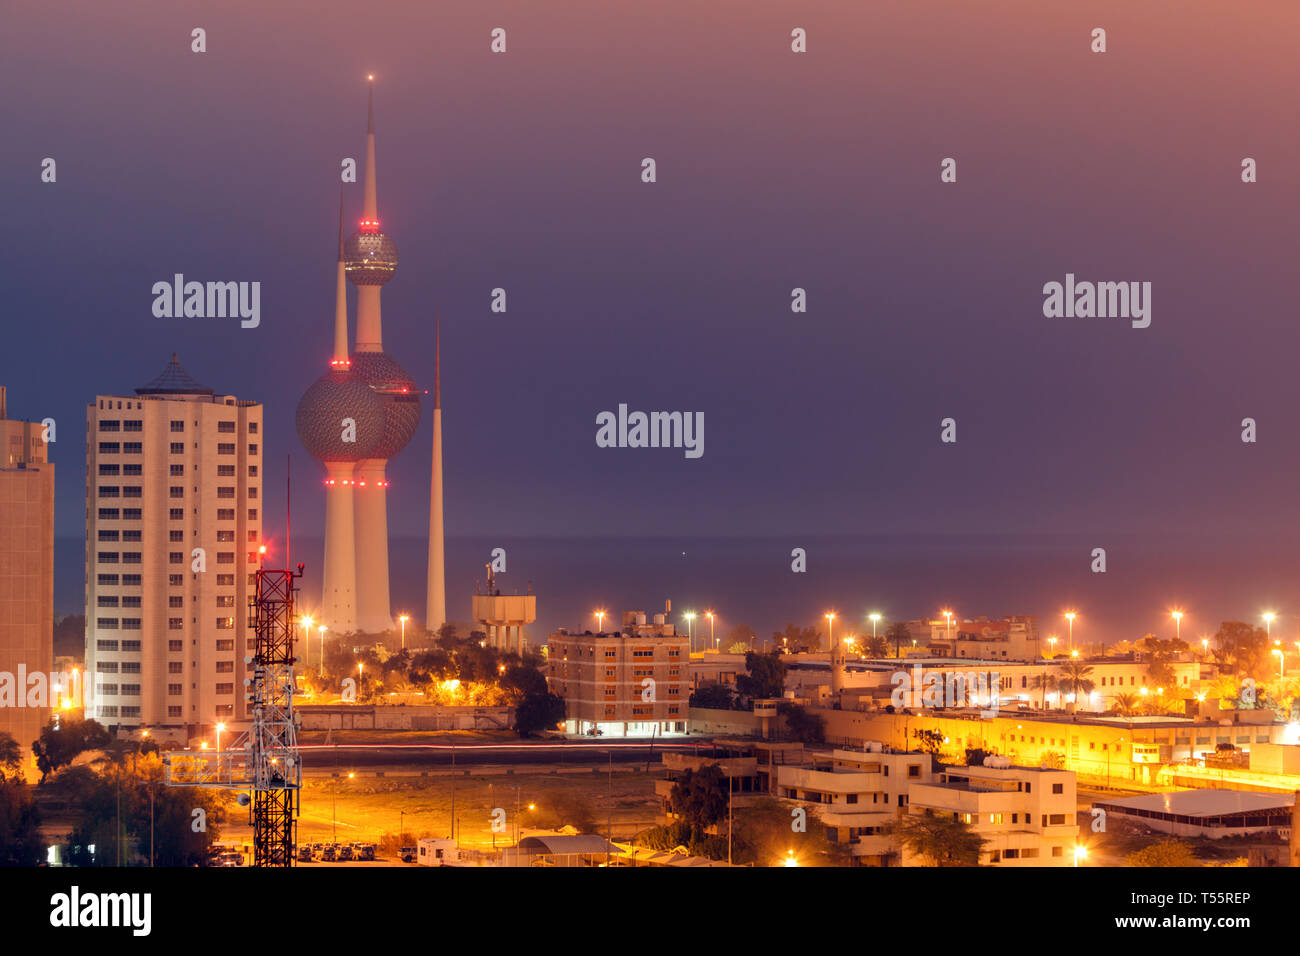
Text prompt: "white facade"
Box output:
[[84, 370, 261, 738]]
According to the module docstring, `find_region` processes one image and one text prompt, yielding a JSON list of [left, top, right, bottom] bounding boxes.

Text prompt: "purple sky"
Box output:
[[4, 1, 1300, 632]]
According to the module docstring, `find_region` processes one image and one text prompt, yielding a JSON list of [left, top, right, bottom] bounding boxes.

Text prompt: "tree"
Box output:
[[689, 684, 735, 710], [735, 650, 786, 703], [1057, 661, 1096, 707], [0, 733, 22, 783], [1113, 692, 1139, 717], [1030, 672, 1055, 709], [1211, 622, 1270, 682], [891, 811, 987, 866], [863, 634, 889, 658], [0, 779, 43, 866], [31, 716, 110, 782], [965, 747, 994, 767], [779, 703, 825, 744], [886, 622, 910, 658], [771, 622, 820, 654], [1137, 634, 1187, 690], [669, 765, 728, 831], [1126, 838, 1198, 867], [514, 690, 565, 738], [913, 729, 944, 754], [727, 623, 756, 651]]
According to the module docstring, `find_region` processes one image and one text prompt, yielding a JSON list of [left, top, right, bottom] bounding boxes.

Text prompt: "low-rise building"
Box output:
[[548, 605, 689, 737]]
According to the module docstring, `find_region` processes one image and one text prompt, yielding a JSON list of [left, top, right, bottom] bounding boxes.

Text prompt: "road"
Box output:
[[295, 738, 713, 772]]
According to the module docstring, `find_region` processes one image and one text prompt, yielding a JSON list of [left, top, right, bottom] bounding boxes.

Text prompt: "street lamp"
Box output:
[[706, 611, 715, 650], [1274, 648, 1285, 679], [869, 613, 881, 643], [1064, 611, 1076, 652], [215, 721, 226, 756], [942, 609, 953, 642], [782, 850, 799, 867], [684, 612, 696, 650], [399, 614, 409, 650], [318, 625, 327, 677], [825, 612, 836, 655], [1201, 637, 1210, 658], [1047, 635, 1057, 657], [1171, 610, 1183, 641], [594, 609, 606, 633], [1073, 844, 1088, 867], [1264, 612, 1276, 640]]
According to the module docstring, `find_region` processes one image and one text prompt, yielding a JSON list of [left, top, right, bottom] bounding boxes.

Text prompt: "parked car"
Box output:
[[399, 846, 417, 863], [337, 844, 354, 861], [354, 843, 375, 861], [297, 845, 313, 862], [320, 845, 337, 862]]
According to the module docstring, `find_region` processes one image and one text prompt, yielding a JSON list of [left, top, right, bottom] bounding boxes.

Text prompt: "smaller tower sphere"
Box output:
[[344, 229, 399, 286]]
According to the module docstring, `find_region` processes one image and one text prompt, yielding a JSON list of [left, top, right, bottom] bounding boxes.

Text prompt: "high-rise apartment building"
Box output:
[[84, 357, 261, 741], [0, 386, 55, 773]]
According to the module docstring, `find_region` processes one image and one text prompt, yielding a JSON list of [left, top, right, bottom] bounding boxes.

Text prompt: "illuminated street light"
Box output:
[[1171, 610, 1183, 642], [1047, 636, 1057, 657], [594, 609, 606, 633], [1073, 844, 1088, 867], [301, 615, 314, 670], [1064, 611, 1077, 652], [216, 721, 226, 755], [868, 613, 881, 643], [318, 625, 328, 677], [706, 610, 716, 650], [399, 614, 410, 650], [1263, 612, 1276, 640], [1274, 648, 1285, 679], [782, 850, 799, 867], [942, 609, 953, 642], [684, 612, 696, 650], [825, 612, 836, 657]]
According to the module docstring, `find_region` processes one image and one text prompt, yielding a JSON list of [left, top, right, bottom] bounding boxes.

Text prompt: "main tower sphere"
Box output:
[[350, 352, 421, 458], [296, 368, 387, 462], [344, 225, 398, 285]]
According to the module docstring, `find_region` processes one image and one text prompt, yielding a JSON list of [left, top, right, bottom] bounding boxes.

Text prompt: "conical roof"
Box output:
[[135, 353, 214, 396]]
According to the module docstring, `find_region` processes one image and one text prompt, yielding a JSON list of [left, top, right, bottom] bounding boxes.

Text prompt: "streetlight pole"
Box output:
[[1065, 612, 1076, 653], [706, 611, 715, 650], [318, 625, 327, 677], [399, 614, 409, 651]]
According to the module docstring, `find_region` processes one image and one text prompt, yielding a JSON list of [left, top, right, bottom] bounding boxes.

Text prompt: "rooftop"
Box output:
[[1096, 789, 1294, 818]]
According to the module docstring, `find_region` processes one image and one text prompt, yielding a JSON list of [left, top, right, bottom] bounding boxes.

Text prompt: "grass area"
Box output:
[[295, 771, 660, 849]]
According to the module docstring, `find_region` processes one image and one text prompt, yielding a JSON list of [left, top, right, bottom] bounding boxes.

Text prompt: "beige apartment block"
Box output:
[[84, 357, 261, 742], [0, 386, 55, 773], [548, 607, 689, 737]]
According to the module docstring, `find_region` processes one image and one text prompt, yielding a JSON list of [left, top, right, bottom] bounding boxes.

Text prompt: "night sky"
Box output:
[[4, 1, 1299, 637]]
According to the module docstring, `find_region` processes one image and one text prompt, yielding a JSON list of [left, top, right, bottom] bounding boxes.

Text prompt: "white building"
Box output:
[[84, 356, 261, 740], [776, 748, 1078, 866]]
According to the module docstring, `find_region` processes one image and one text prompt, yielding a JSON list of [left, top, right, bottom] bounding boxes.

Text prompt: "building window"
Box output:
[[217, 443, 235, 455], [170, 442, 184, 454], [123, 420, 142, 432], [248, 422, 258, 434], [217, 487, 235, 499], [97, 508, 119, 520], [98, 464, 120, 476], [169, 619, 184, 630], [216, 617, 234, 630], [170, 420, 184, 432], [168, 640, 183, 652], [218, 465, 235, 477], [168, 684, 183, 696], [123, 508, 141, 519], [98, 486, 120, 499], [96, 640, 119, 652], [99, 420, 120, 432], [168, 574, 183, 586], [218, 509, 235, 520], [121, 641, 141, 652], [218, 421, 236, 433], [123, 442, 142, 454]]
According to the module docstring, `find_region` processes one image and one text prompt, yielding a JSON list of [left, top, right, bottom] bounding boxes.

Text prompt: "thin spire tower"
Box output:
[[426, 318, 446, 633]]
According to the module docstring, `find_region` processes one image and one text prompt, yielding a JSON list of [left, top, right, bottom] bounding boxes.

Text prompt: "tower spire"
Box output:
[[363, 75, 378, 221], [434, 318, 441, 410], [427, 312, 446, 632], [332, 189, 349, 367]]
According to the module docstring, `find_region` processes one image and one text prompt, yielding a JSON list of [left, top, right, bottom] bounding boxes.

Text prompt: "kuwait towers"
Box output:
[[299, 78, 421, 634]]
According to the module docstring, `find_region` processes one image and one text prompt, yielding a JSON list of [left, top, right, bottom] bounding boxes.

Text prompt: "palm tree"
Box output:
[[1030, 672, 1055, 710], [1057, 661, 1096, 711], [886, 623, 910, 659], [1113, 692, 1139, 717]]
